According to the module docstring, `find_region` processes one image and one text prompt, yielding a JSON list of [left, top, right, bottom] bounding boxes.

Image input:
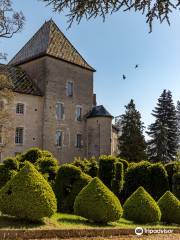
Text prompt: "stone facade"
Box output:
[[0, 20, 119, 163]]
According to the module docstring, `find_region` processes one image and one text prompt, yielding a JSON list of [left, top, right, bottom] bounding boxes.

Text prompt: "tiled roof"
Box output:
[[9, 20, 95, 71], [0, 64, 42, 96], [86, 105, 113, 119]]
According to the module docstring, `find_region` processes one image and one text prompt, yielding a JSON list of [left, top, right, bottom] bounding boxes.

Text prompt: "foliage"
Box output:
[[165, 161, 180, 191], [0, 164, 17, 189], [72, 157, 98, 177], [74, 177, 123, 223], [124, 161, 151, 199], [119, 99, 147, 162], [172, 172, 180, 199], [111, 162, 124, 197], [158, 191, 180, 224], [54, 164, 92, 213], [41, 150, 54, 158], [148, 163, 169, 200], [40, 0, 176, 32], [117, 158, 129, 172], [0, 162, 57, 221], [3, 157, 19, 170], [147, 90, 178, 164], [20, 147, 43, 163], [123, 187, 161, 223]]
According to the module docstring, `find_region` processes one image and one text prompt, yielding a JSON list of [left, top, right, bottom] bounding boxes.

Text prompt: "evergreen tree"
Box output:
[[176, 101, 180, 151], [147, 90, 178, 164], [119, 99, 146, 162]]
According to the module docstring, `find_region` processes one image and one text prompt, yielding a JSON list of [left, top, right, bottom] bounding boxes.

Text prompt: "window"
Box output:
[[16, 103, 24, 115], [0, 125, 3, 144], [56, 130, 63, 147], [67, 81, 73, 97], [75, 106, 82, 121], [0, 100, 4, 111], [56, 102, 64, 120], [15, 127, 24, 144], [76, 134, 83, 148]]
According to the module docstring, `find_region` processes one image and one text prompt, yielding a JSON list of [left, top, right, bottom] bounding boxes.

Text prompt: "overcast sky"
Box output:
[[1, 0, 180, 133]]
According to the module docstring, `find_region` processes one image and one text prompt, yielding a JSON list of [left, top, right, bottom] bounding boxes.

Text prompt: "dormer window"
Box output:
[[16, 103, 24, 115], [67, 81, 73, 97]]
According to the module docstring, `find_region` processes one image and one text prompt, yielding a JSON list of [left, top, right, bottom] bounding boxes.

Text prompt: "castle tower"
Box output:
[[86, 105, 113, 158]]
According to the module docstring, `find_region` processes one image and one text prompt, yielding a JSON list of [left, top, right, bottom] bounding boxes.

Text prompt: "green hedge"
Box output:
[[0, 162, 57, 221], [123, 187, 161, 223], [172, 172, 180, 199], [112, 162, 124, 197], [117, 158, 129, 172], [74, 177, 123, 223], [3, 157, 19, 170], [72, 157, 98, 177], [0, 165, 17, 189], [165, 162, 180, 191], [20, 147, 43, 163], [158, 191, 180, 224], [54, 164, 92, 213]]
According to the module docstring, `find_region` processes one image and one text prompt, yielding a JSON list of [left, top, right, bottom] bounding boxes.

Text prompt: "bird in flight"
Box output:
[[135, 64, 139, 68], [122, 74, 126, 80]]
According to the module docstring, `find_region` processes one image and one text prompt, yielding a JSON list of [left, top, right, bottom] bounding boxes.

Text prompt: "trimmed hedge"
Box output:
[[20, 148, 43, 163], [123, 187, 161, 223], [54, 164, 92, 213], [74, 177, 123, 223], [172, 172, 180, 199], [158, 191, 180, 224], [3, 157, 19, 170], [0, 162, 57, 221], [148, 163, 169, 200], [72, 157, 98, 177], [165, 162, 180, 191], [117, 158, 129, 172], [112, 162, 124, 197], [0, 165, 17, 189]]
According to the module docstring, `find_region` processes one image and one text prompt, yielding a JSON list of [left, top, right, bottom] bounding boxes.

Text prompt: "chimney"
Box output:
[[93, 94, 97, 106]]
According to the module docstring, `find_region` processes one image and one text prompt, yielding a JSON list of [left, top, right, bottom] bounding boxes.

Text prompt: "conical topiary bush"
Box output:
[[0, 162, 57, 221], [123, 186, 161, 223], [74, 177, 123, 223], [158, 191, 180, 224]]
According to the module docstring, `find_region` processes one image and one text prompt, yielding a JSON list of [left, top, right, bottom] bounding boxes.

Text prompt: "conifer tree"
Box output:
[[176, 101, 180, 152], [147, 90, 178, 164], [119, 99, 146, 162]]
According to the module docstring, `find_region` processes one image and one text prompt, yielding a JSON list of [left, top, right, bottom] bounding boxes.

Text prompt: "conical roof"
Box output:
[[9, 20, 95, 71]]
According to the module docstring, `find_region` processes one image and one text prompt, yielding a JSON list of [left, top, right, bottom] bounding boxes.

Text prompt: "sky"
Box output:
[[1, 0, 180, 133]]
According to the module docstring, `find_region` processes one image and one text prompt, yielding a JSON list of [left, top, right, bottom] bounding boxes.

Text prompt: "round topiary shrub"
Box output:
[[123, 186, 161, 223], [20, 148, 42, 163], [0, 162, 57, 221], [54, 164, 92, 213], [74, 177, 123, 223], [158, 191, 180, 224], [3, 157, 19, 170]]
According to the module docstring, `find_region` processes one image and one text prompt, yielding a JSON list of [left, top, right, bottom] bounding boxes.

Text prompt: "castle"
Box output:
[[0, 20, 119, 164]]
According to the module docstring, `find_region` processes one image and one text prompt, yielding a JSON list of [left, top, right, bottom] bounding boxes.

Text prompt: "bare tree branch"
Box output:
[[40, 0, 179, 32]]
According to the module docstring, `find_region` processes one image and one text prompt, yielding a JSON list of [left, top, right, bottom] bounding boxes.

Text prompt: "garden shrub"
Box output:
[[0, 162, 57, 221], [98, 155, 117, 189], [74, 177, 123, 223], [148, 163, 169, 200], [172, 172, 180, 199], [165, 162, 180, 191], [158, 191, 180, 224], [3, 157, 19, 170], [72, 157, 98, 177], [41, 150, 53, 158], [54, 164, 92, 213], [117, 158, 129, 172], [123, 187, 161, 223], [124, 161, 151, 199], [36, 157, 59, 181], [0, 165, 17, 189], [20, 147, 42, 163], [112, 162, 124, 197]]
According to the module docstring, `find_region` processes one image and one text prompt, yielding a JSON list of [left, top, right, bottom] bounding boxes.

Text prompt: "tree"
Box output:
[[40, 0, 177, 32], [176, 101, 180, 151], [0, 0, 25, 60], [147, 90, 178, 164], [118, 99, 146, 162]]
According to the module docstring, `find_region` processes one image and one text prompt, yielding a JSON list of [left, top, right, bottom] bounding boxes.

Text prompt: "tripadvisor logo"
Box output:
[[135, 227, 144, 236]]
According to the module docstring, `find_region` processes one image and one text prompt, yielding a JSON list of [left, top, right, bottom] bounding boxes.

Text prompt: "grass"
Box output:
[[0, 213, 178, 230]]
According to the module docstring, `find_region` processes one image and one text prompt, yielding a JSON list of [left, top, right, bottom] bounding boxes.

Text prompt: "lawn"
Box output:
[[0, 213, 178, 230]]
